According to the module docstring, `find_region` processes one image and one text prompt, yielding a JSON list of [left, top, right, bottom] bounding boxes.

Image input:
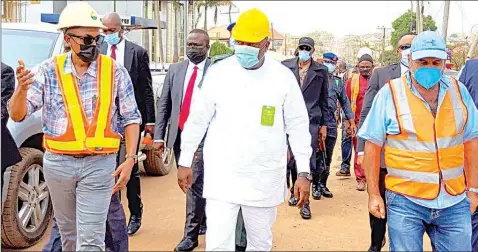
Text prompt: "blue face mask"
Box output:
[[104, 32, 121, 46], [400, 48, 411, 68], [413, 67, 443, 90], [229, 38, 236, 50], [298, 50, 311, 62], [324, 62, 336, 74], [234, 45, 261, 69]]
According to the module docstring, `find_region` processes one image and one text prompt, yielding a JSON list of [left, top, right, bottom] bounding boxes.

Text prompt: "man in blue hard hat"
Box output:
[[359, 30, 478, 251]]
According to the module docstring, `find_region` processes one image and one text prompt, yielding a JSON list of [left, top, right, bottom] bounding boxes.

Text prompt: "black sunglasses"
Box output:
[[67, 33, 102, 45], [299, 45, 312, 51], [399, 44, 411, 50]]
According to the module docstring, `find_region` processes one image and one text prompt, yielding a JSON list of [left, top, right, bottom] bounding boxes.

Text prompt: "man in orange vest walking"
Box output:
[[8, 2, 141, 251], [338, 53, 374, 191], [359, 31, 478, 251]]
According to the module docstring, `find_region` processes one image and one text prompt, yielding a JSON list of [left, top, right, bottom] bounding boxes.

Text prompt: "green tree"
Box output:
[[390, 10, 437, 49], [380, 50, 400, 66], [209, 41, 233, 57]]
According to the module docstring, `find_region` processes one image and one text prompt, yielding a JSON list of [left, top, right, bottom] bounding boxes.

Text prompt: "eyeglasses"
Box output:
[[67, 33, 102, 45], [299, 45, 312, 51], [399, 44, 411, 50]]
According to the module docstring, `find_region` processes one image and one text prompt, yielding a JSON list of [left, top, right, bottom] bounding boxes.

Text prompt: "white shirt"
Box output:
[[178, 56, 312, 207], [107, 38, 125, 66], [183, 59, 207, 104]]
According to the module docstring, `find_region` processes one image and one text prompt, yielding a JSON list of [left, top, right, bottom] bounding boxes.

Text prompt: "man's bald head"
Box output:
[[102, 12, 123, 38]]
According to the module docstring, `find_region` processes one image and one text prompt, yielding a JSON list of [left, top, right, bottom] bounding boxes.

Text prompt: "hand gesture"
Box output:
[[16, 60, 35, 91], [177, 166, 193, 193], [112, 158, 134, 194], [294, 177, 311, 208]]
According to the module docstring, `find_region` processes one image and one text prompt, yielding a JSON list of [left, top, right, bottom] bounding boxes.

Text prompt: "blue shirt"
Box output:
[[357, 73, 478, 209], [458, 59, 478, 109], [326, 74, 354, 137]]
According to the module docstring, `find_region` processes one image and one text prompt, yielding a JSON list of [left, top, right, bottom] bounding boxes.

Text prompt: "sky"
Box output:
[[207, 1, 478, 38]]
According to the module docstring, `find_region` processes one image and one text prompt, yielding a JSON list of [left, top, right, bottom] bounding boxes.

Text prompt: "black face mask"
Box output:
[[72, 44, 99, 63], [187, 47, 207, 65]]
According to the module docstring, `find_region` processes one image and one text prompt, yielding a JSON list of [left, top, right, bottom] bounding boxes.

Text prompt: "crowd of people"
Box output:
[[2, 1, 478, 251]]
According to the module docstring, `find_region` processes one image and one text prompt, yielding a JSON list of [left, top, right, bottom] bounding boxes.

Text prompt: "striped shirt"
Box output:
[[24, 52, 141, 137]]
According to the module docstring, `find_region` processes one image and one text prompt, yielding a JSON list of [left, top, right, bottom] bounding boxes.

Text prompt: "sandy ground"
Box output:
[[23, 131, 433, 251]]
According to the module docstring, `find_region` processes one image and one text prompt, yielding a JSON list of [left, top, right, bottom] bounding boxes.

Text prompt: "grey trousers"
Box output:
[[43, 152, 115, 251]]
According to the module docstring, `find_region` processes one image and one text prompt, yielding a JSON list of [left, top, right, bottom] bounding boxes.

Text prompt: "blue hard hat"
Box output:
[[323, 52, 338, 61], [411, 30, 447, 60], [227, 22, 236, 32]]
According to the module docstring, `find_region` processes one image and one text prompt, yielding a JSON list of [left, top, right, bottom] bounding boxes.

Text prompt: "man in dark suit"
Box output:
[[458, 58, 478, 252], [153, 29, 211, 252], [100, 12, 156, 236], [356, 32, 415, 252], [1, 62, 22, 194], [282, 37, 330, 220]]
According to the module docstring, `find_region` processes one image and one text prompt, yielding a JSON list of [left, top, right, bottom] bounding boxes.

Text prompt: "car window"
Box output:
[[1, 29, 59, 69]]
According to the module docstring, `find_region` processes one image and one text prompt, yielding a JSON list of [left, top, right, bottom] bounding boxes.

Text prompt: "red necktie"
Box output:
[[178, 66, 198, 130], [111, 45, 117, 60]]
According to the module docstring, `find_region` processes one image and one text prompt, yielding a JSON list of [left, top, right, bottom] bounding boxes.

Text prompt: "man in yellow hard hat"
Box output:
[[8, 2, 141, 251], [176, 8, 312, 251]]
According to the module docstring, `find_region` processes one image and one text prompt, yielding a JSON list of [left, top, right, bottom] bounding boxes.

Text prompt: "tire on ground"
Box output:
[[143, 148, 175, 176], [1, 147, 52, 249]]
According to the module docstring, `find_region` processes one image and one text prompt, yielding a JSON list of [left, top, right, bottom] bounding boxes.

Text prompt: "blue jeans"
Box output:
[[473, 211, 478, 251], [386, 190, 472, 251], [340, 122, 352, 171], [43, 152, 115, 251]]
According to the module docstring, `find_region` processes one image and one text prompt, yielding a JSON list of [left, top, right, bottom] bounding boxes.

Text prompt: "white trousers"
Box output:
[[205, 199, 278, 251]]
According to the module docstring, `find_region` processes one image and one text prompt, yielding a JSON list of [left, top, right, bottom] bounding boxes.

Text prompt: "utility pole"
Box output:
[[271, 22, 275, 51], [442, 0, 450, 42], [183, 0, 188, 58], [410, 0, 414, 32], [416, 0, 424, 33], [377, 26, 390, 66]]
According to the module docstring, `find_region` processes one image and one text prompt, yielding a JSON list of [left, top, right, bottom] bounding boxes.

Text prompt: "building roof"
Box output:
[[208, 25, 285, 41]]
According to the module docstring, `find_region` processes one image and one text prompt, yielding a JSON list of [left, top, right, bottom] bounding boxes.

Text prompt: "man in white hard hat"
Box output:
[[7, 2, 141, 251]]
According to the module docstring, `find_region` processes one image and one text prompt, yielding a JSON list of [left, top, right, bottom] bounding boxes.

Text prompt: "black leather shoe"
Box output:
[[174, 238, 198, 252], [199, 224, 207, 235], [288, 192, 298, 206], [127, 214, 142, 235], [300, 202, 311, 219], [235, 245, 247, 251], [312, 184, 321, 200], [321, 186, 333, 198]]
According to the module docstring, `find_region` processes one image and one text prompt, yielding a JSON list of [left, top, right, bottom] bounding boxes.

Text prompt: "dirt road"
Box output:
[[26, 133, 432, 251]]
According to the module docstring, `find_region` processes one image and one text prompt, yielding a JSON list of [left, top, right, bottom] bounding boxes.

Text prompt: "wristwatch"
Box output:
[[298, 172, 313, 182], [466, 187, 478, 194], [125, 153, 138, 163]]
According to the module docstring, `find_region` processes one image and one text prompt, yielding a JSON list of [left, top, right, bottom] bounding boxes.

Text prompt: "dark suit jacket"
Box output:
[[281, 57, 330, 128], [154, 59, 212, 148], [357, 63, 402, 168], [459, 59, 478, 109], [1, 62, 22, 170], [100, 40, 155, 126]]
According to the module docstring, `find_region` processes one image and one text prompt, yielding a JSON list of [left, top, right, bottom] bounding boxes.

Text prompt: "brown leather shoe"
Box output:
[[356, 181, 366, 191]]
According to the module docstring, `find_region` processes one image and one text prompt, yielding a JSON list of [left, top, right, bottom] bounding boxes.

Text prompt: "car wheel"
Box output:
[[143, 147, 175, 176], [1, 147, 52, 249]]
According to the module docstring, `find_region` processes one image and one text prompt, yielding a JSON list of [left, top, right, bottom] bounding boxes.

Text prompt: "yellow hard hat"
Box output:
[[232, 8, 271, 43], [57, 2, 106, 31]]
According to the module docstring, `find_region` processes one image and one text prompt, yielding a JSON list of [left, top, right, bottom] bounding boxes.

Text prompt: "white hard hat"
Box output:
[[57, 2, 106, 31], [357, 47, 373, 59]]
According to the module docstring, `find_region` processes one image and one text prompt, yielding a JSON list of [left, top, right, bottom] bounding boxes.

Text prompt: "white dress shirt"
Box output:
[[107, 38, 125, 66], [183, 59, 207, 104], [178, 56, 312, 207]]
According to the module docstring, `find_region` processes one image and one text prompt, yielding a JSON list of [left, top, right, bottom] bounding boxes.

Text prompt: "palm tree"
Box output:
[[201, 0, 233, 30]]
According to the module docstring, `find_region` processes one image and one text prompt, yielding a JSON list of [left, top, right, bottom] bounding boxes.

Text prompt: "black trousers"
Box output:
[[125, 125, 144, 216], [174, 129, 207, 242], [369, 169, 388, 251], [317, 134, 337, 180]]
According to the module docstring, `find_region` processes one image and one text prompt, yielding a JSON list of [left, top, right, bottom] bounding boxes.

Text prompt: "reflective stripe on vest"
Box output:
[[350, 73, 360, 113], [384, 75, 468, 200], [44, 54, 121, 155]]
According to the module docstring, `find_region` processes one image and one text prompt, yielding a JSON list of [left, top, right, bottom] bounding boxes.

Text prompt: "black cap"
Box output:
[[299, 37, 314, 48]]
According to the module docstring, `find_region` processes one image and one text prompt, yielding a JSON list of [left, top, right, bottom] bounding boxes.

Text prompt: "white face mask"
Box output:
[[400, 48, 411, 68]]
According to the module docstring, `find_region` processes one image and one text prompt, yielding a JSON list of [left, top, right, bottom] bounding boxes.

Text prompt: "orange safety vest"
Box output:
[[43, 54, 121, 155], [349, 73, 360, 113], [384, 75, 468, 200]]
